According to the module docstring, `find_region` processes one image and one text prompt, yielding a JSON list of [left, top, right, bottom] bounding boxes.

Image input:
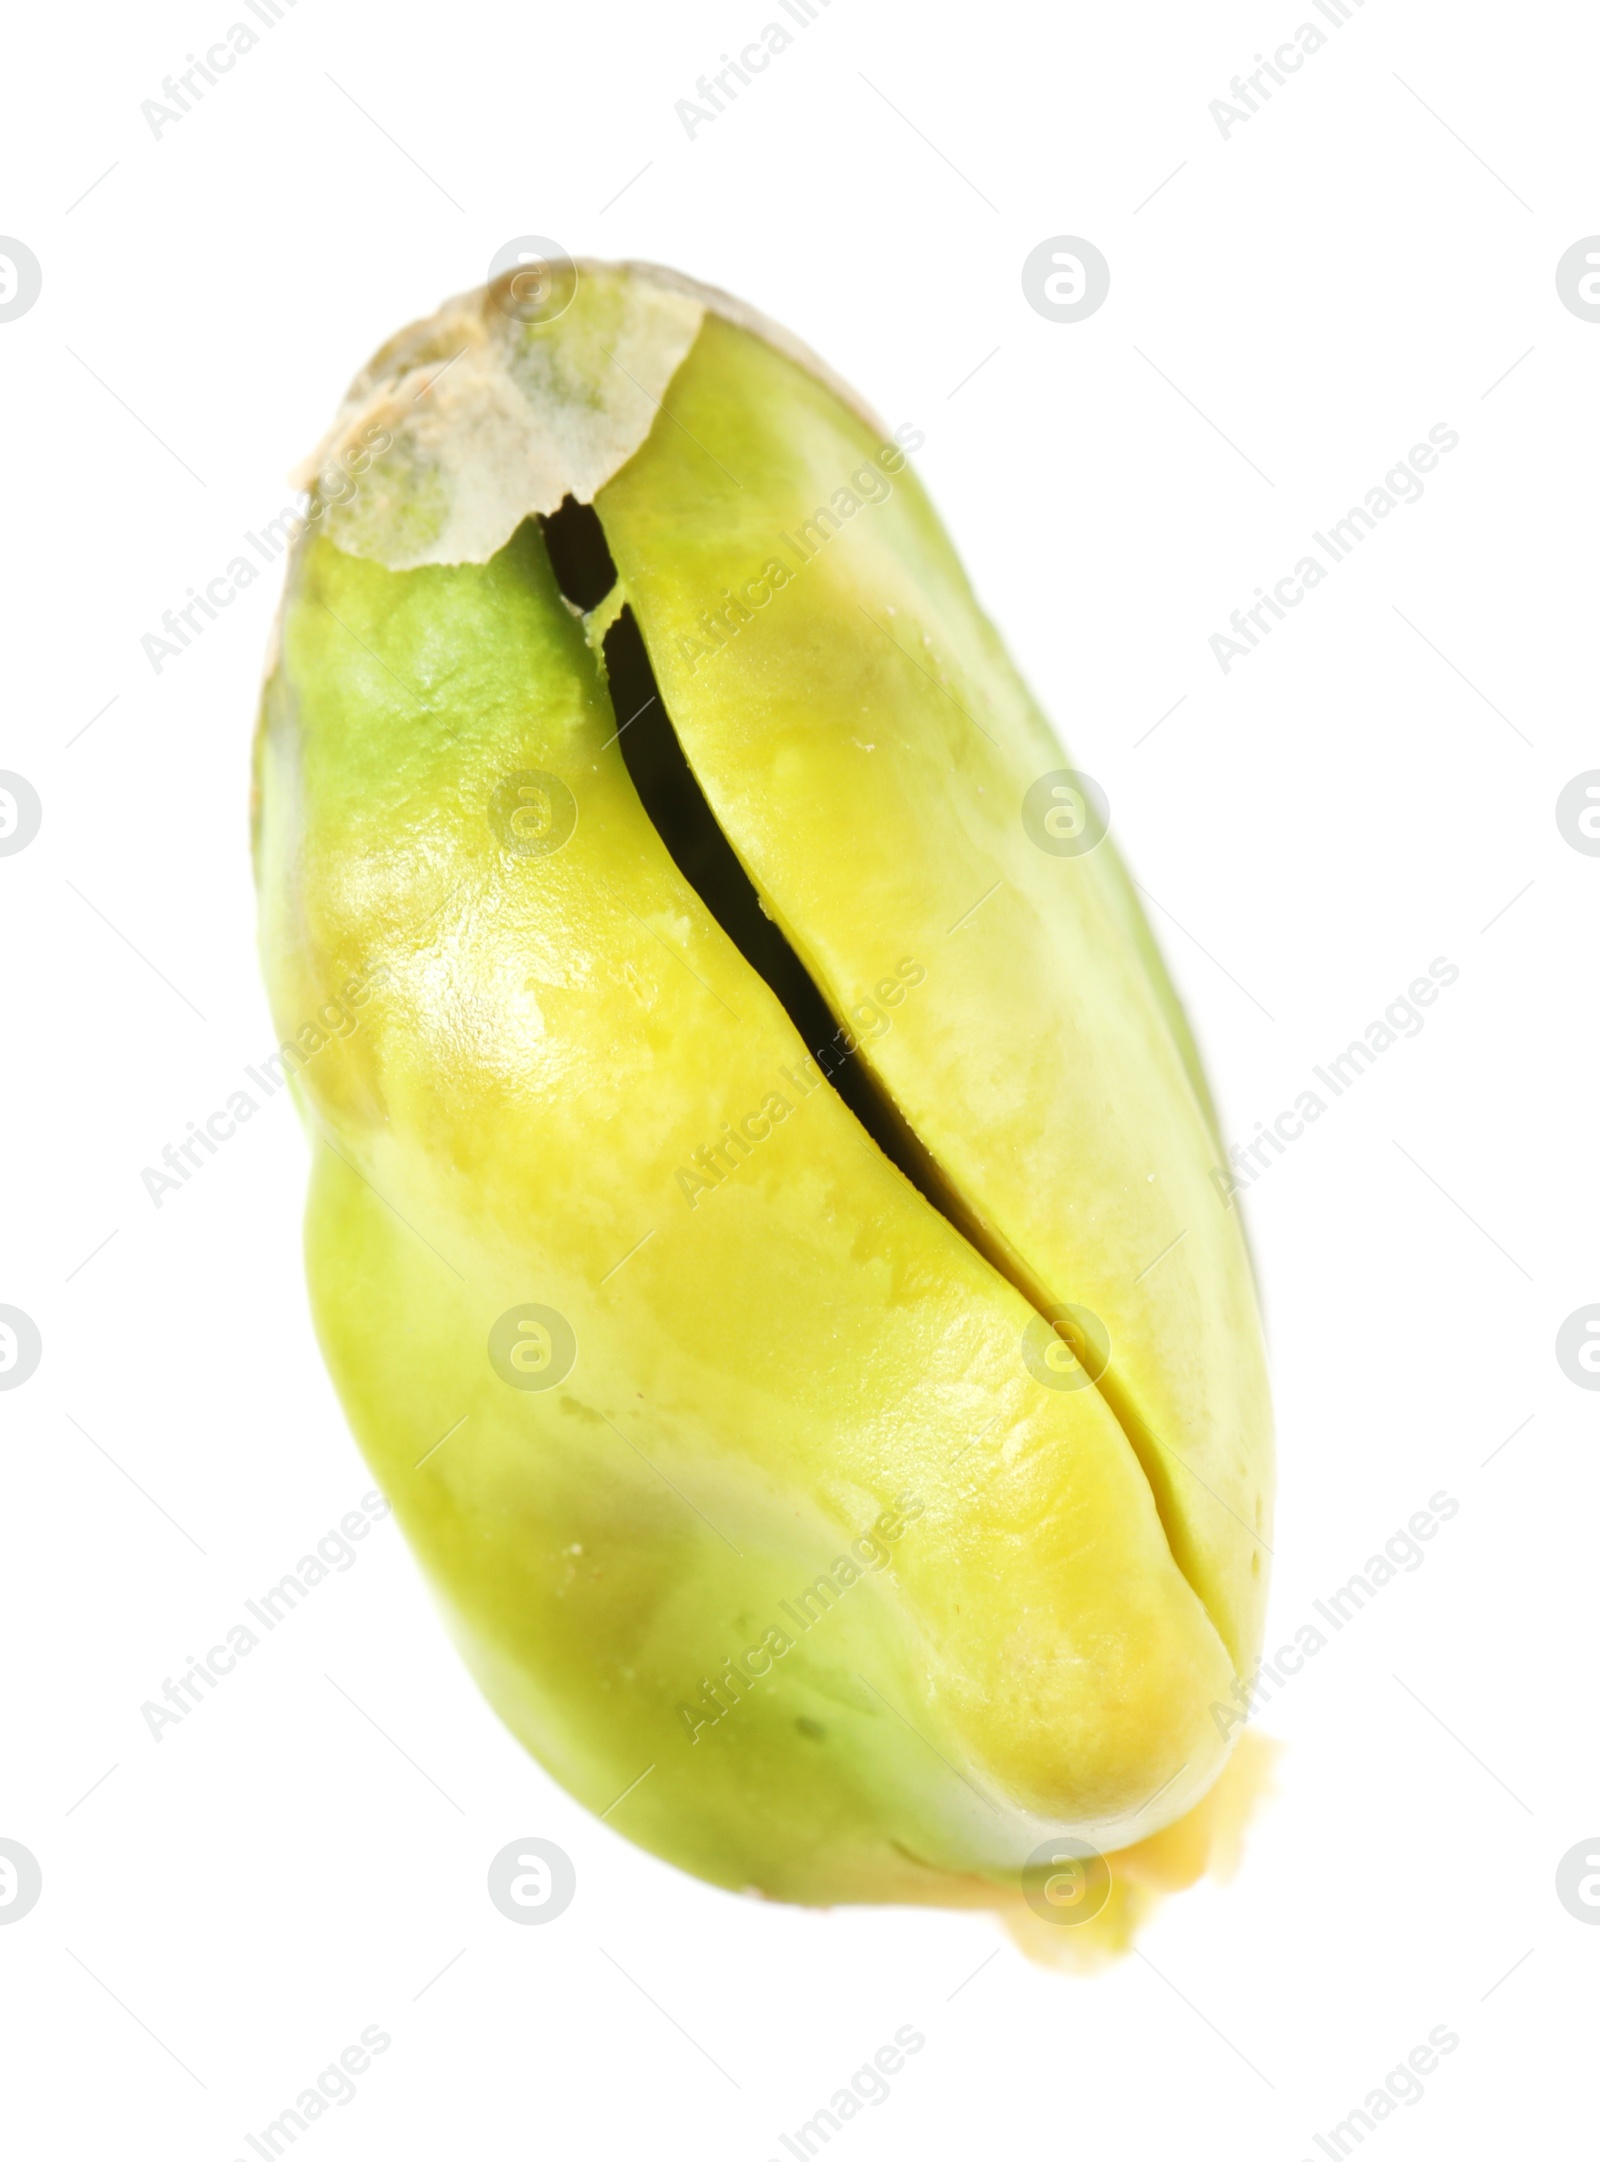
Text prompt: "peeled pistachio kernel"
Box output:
[[254, 260, 1273, 1950]]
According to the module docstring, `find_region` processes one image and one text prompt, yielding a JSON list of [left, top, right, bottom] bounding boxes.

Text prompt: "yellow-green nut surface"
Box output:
[[253, 260, 1273, 1930]]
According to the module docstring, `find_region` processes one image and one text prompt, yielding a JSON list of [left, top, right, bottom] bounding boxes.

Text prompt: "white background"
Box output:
[[2, 1, 1596, 2155]]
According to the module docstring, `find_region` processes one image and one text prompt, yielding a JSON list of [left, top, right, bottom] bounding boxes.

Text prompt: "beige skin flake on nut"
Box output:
[[292, 260, 886, 574]]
